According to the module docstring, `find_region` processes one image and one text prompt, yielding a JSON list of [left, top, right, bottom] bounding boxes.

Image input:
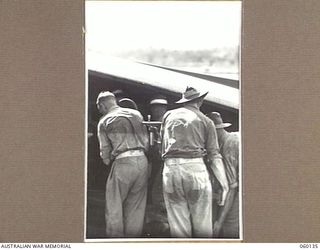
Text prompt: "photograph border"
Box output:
[[83, 0, 243, 242]]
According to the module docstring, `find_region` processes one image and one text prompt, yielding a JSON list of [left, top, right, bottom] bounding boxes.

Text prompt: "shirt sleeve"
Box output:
[[136, 112, 150, 151], [97, 120, 112, 162], [223, 135, 239, 188], [205, 119, 222, 162], [159, 111, 170, 156], [128, 110, 149, 152]]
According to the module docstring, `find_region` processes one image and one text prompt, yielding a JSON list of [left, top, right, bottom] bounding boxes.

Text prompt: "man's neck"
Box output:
[[184, 102, 199, 110], [107, 104, 119, 113]]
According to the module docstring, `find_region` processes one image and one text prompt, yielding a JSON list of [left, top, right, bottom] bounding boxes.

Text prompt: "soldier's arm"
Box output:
[[210, 158, 229, 206], [158, 111, 170, 157], [214, 134, 240, 235], [206, 120, 229, 206], [213, 188, 237, 236], [97, 121, 112, 166]]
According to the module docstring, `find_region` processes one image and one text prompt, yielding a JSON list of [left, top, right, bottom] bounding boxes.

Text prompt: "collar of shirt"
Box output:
[[184, 105, 199, 113], [108, 105, 120, 113]]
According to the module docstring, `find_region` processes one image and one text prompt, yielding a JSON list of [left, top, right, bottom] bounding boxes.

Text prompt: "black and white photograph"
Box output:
[[85, 1, 241, 241]]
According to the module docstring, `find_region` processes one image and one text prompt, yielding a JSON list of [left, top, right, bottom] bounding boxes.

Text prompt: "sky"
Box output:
[[86, 1, 241, 55]]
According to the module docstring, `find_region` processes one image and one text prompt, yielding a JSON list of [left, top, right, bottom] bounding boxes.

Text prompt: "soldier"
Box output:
[[148, 95, 168, 198], [150, 95, 168, 121], [144, 95, 169, 236], [207, 112, 240, 238], [96, 91, 149, 237], [160, 87, 229, 238], [112, 89, 138, 110]]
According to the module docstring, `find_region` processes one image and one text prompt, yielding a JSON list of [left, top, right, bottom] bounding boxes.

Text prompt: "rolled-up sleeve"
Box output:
[[205, 119, 222, 161], [97, 121, 112, 162]]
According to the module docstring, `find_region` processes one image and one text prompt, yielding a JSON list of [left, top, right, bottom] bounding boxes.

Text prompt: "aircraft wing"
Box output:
[[87, 51, 239, 110]]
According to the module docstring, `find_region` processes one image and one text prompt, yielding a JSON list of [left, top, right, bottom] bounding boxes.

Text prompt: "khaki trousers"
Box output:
[[163, 158, 213, 238], [105, 155, 148, 237]]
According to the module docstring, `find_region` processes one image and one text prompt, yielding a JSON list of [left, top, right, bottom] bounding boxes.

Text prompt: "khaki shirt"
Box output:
[[220, 132, 239, 188], [97, 107, 149, 163], [161, 106, 221, 161]]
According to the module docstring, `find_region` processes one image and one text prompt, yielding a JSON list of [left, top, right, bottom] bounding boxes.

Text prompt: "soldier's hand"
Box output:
[[102, 159, 111, 167], [149, 126, 158, 133], [218, 189, 228, 206]]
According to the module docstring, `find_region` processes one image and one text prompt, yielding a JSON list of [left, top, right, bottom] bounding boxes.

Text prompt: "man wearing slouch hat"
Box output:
[[160, 87, 229, 238], [207, 112, 240, 238]]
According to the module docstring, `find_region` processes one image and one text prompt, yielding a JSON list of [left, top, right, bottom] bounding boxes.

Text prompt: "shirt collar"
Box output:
[[184, 105, 200, 112], [108, 105, 120, 113]]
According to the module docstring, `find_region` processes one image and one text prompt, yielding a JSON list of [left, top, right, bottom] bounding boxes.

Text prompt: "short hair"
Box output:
[[96, 91, 115, 104]]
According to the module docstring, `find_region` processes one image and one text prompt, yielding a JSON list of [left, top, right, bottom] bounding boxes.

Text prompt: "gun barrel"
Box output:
[[142, 121, 162, 126]]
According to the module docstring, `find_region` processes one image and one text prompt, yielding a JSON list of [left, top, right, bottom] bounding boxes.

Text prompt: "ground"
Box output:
[[86, 167, 221, 239], [86, 169, 169, 239]]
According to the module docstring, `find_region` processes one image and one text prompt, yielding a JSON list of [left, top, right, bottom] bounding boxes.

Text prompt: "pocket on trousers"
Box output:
[[136, 156, 148, 171], [162, 171, 174, 193], [113, 161, 132, 185], [191, 171, 210, 191]]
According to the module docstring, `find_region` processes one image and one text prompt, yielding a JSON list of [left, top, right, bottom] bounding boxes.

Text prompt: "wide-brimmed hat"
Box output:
[[150, 94, 168, 105], [175, 87, 208, 104], [207, 112, 232, 129]]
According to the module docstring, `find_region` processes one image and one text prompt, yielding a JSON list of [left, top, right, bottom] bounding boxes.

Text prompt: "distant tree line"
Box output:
[[117, 47, 239, 71]]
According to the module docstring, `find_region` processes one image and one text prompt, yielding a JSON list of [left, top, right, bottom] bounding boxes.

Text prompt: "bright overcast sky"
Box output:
[[86, 1, 241, 54]]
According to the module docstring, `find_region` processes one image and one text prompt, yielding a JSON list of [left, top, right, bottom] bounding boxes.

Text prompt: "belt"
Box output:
[[116, 149, 145, 160], [164, 157, 204, 164]]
